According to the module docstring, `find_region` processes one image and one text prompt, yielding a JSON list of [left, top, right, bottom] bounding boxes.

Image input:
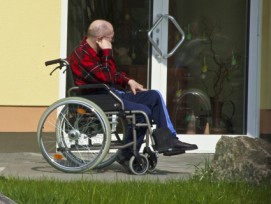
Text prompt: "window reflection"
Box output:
[[67, 0, 152, 88], [167, 0, 249, 134]]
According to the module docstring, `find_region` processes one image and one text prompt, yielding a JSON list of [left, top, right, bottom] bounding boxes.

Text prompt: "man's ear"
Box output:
[[97, 37, 103, 42]]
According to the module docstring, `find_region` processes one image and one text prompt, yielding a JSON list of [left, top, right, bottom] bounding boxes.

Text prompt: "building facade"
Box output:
[[0, 0, 270, 152]]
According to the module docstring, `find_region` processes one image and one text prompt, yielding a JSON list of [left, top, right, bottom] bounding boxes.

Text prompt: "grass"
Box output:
[[1, 158, 270, 204], [1, 175, 271, 204]]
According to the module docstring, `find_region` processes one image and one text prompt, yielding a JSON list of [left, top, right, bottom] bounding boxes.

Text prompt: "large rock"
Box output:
[[211, 136, 271, 184]]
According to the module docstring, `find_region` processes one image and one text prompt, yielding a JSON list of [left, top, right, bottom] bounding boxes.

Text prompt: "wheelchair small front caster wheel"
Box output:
[[146, 153, 157, 173], [129, 154, 149, 175], [143, 147, 158, 173]]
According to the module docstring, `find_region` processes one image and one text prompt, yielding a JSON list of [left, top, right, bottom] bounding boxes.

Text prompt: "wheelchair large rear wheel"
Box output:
[[37, 97, 111, 173]]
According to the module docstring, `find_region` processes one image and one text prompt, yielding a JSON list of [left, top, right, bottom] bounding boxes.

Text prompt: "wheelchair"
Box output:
[[37, 59, 159, 175]]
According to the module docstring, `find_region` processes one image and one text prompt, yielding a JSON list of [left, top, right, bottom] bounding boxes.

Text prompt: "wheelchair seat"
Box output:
[[65, 62, 124, 112]]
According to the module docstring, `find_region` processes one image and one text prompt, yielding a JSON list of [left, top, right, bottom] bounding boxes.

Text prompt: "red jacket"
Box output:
[[68, 37, 131, 88]]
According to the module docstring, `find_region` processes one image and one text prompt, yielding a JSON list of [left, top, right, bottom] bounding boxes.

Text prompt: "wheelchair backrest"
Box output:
[[65, 60, 124, 111], [45, 58, 124, 111]]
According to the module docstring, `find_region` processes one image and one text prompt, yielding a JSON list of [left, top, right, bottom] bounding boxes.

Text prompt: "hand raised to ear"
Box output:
[[96, 38, 112, 49]]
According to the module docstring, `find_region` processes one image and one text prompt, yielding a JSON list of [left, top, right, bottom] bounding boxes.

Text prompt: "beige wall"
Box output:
[[0, 0, 62, 132], [0, 0, 61, 106]]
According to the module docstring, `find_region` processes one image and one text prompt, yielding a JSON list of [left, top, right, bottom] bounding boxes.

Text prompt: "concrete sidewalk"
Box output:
[[0, 152, 212, 181], [0, 133, 213, 181]]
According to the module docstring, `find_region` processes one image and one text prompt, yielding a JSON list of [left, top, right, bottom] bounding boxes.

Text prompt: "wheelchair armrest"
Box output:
[[67, 84, 110, 96]]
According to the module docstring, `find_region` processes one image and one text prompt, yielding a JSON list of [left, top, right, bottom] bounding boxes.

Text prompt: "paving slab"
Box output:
[[0, 152, 212, 181], [0, 133, 213, 181]]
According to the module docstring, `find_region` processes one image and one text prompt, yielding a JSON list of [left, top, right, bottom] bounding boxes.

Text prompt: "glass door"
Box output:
[[150, 0, 250, 136]]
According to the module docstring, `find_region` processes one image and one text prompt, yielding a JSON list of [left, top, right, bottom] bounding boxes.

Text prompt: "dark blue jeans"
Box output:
[[113, 89, 176, 155]]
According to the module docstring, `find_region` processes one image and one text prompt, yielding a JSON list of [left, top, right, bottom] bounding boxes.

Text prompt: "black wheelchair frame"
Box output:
[[37, 58, 158, 175]]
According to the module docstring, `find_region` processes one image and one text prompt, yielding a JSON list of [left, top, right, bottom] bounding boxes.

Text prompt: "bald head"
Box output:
[[87, 20, 114, 39]]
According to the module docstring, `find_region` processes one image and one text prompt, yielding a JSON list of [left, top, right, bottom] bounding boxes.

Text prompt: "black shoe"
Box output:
[[172, 138, 198, 151], [163, 148, 186, 156]]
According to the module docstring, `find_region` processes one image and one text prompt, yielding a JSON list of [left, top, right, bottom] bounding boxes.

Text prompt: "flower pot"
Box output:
[[210, 97, 234, 134]]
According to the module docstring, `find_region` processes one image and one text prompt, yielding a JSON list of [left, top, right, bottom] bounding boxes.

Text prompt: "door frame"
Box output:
[[247, 0, 262, 138], [59, 0, 68, 100], [150, 0, 169, 101]]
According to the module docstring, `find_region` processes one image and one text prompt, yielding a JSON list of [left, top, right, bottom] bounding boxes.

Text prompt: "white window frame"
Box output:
[[247, 0, 262, 138], [59, 0, 68, 100]]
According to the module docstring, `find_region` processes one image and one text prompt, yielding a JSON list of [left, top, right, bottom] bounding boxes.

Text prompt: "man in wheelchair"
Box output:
[[68, 19, 198, 168]]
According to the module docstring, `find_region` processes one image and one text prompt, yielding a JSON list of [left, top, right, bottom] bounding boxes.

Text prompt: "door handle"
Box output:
[[148, 14, 185, 59]]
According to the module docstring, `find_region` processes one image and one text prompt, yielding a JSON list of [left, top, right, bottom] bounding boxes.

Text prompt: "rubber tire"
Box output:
[[129, 154, 149, 175], [37, 97, 111, 173]]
